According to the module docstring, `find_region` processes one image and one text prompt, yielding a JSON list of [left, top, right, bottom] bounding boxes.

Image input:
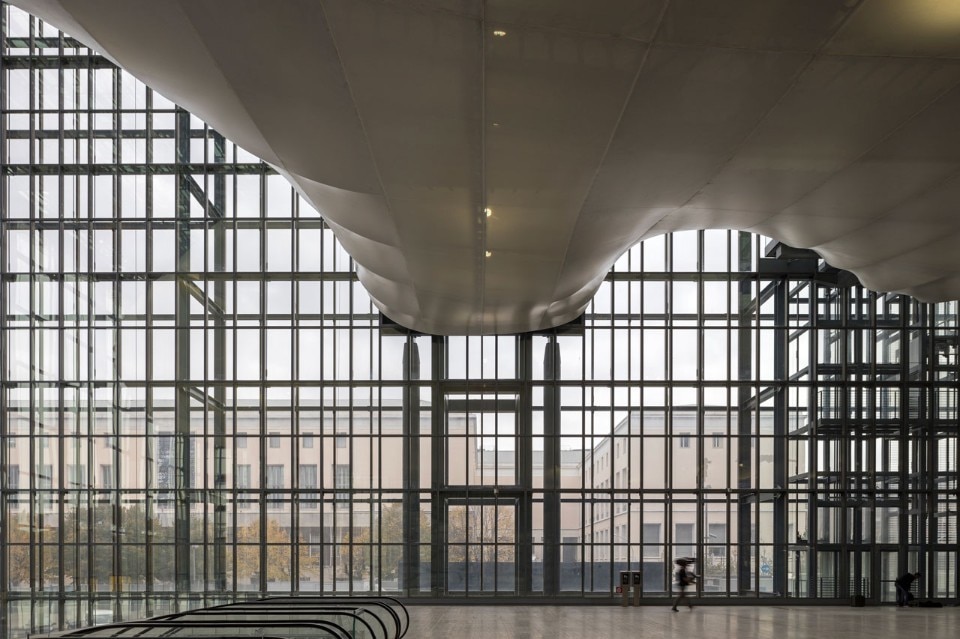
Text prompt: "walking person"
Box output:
[[895, 571, 921, 607], [671, 558, 696, 611]]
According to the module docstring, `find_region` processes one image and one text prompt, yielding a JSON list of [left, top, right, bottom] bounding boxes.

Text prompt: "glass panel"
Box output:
[[3, 9, 960, 626], [446, 501, 516, 594]]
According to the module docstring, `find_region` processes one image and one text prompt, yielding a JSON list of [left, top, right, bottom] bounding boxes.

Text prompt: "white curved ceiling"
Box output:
[[16, 0, 960, 334]]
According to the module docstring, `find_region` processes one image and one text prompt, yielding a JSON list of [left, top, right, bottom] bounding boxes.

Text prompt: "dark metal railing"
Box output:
[[238, 596, 409, 639], [28, 595, 410, 639]]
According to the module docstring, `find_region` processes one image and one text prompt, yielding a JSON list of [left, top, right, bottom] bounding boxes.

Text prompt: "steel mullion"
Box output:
[[0, 9, 9, 629], [106, 63, 123, 614], [260, 166, 271, 593], [347, 269, 355, 594], [54, 37, 70, 619], [291, 207, 301, 594]]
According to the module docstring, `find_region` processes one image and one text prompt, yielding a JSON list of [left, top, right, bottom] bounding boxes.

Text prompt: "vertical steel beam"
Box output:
[[836, 287, 850, 599], [0, 7, 8, 631], [807, 287, 821, 597], [173, 108, 192, 594], [211, 132, 227, 591], [143, 82, 157, 619], [542, 337, 561, 596], [773, 279, 787, 596], [736, 232, 753, 594], [401, 337, 420, 594], [430, 335, 444, 596], [516, 334, 533, 595]]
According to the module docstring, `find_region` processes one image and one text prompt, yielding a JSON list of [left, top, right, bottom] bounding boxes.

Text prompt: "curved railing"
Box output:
[[152, 607, 382, 639], [50, 620, 351, 639], [240, 596, 409, 639], [28, 595, 410, 639]]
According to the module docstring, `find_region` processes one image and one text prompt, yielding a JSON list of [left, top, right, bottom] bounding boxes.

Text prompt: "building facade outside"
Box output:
[[1, 4, 958, 637]]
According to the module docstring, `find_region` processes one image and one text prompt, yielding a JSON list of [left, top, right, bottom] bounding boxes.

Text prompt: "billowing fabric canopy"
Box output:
[[18, 0, 960, 333]]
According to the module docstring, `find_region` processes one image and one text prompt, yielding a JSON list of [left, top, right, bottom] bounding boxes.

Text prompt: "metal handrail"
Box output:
[[248, 596, 409, 639], [50, 619, 351, 639], [29, 595, 408, 639], [198, 605, 389, 639], [152, 607, 382, 639]]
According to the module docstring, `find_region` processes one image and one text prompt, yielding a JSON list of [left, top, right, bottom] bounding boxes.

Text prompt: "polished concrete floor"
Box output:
[[405, 605, 959, 639]]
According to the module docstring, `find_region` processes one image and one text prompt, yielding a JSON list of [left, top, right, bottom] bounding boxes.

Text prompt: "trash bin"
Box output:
[[619, 571, 631, 607]]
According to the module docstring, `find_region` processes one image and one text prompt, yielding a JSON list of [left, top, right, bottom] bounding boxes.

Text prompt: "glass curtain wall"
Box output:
[[1, 4, 958, 637]]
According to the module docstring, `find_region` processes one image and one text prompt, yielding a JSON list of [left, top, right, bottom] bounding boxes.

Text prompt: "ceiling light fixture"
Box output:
[[485, 250, 492, 258], [485, 208, 492, 217], [493, 30, 506, 37]]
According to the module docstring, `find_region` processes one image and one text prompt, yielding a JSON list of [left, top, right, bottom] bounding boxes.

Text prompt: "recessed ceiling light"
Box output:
[[485, 208, 492, 217], [485, 250, 492, 258], [493, 30, 506, 37]]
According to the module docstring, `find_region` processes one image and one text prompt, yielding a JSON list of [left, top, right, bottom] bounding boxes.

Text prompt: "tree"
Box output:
[[5, 513, 33, 587], [377, 502, 404, 579], [54, 503, 174, 590], [339, 528, 371, 580], [374, 501, 433, 580], [60, 502, 116, 589], [447, 504, 515, 563], [234, 518, 311, 585]]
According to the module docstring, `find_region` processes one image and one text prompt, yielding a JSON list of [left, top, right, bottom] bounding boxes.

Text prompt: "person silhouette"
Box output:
[[671, 558, 696, 612], [895, 571, 921, 607]]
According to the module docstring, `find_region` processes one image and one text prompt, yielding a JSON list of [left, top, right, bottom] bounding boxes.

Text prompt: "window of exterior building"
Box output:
[[299, 464, 317, 508], [561, 537, 577, 563], [236, 465, 251, 489], [7, 465, 19, 491], [66, 464, 86, 489], [676, 523, 695, 558], [156, 436, 174, 491], [708, 523, 727, 543], [643, 523, 661, 558], [37, 465, 53, 490], [708, 523, 727, 559], [334, 464, 350, 500], [266, 464, 284, 508], [100, 464, 113, 489]]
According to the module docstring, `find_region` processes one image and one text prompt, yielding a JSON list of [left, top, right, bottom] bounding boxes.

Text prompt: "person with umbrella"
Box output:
[[671, 557, 697, 612]]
